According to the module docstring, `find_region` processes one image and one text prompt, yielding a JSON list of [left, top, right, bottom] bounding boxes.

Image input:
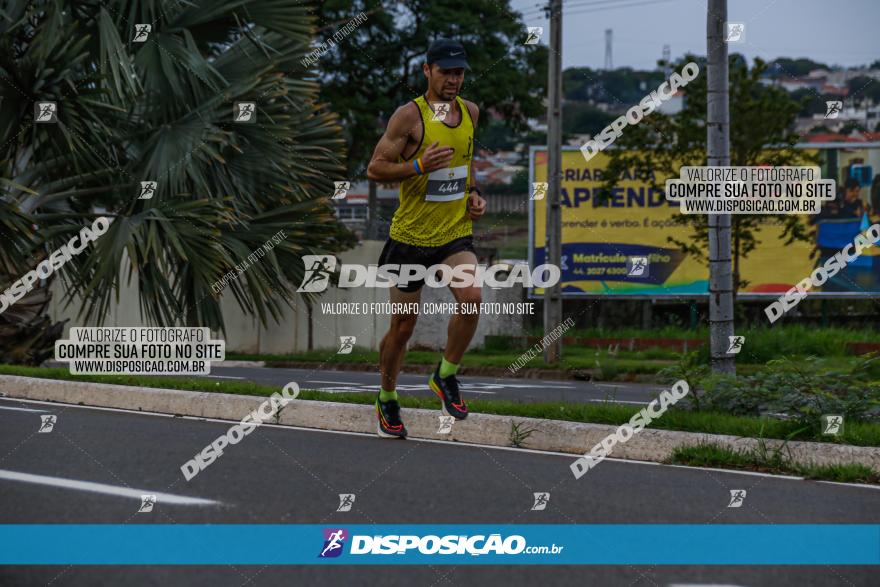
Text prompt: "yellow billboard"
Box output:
[[528, 146, 880, 297]]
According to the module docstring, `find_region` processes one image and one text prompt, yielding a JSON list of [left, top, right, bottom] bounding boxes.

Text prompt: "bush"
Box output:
[[693, 325, 868, 364], [659, 353, 880, 423], [483, 335, 520, 352]]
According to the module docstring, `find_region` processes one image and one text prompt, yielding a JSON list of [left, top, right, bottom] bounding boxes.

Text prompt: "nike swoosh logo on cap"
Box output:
[[450, 51, 462, 56]]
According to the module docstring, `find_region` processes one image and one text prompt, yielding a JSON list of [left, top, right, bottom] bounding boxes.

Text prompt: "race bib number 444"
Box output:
[[425, 165, 468, 202]]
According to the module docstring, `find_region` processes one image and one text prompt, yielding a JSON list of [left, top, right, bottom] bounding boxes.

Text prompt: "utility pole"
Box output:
[[662, 44, 671, 76], [366, 112, 386, 240], [543, 0, 562, 364], [706, 0, 735, 374], [604, 29, 613, 70], [366, 179, 378, 239]]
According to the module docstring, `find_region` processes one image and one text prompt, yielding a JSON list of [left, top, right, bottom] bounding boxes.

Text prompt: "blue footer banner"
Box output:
[[1, 525, 878, 565]]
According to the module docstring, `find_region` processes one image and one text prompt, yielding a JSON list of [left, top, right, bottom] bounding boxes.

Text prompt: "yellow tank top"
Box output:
[[390, 94, 474, 247]]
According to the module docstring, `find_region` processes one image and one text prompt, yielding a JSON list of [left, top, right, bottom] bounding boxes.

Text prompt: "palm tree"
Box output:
[[0, 0, 356, 363]]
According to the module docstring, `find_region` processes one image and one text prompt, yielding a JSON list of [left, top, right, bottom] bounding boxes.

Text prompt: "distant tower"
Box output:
[[604, 29, 613, 70], [662, 44, 671, 76]]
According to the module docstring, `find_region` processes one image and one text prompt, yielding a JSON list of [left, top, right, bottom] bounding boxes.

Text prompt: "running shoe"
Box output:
[[375, 394, 407, 438], [428, 361, 469, 420]]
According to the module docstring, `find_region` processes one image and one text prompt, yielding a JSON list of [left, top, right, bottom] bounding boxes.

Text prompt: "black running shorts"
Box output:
[[377, 235, 477, 293]]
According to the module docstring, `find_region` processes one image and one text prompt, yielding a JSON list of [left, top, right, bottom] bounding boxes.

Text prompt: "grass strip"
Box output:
[[2, 364, 879, 447], [670, 443, 879, 484]]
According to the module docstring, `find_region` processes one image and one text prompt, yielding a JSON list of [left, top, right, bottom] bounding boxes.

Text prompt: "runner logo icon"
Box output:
[[138, 494, 156, 513], [726, 335, 745, 354], [430, 102, 450, 122], [337, 336, 356, 354], [825, 101, 843, 119], [626, 256, 649, 277], [35, 102, 57, 123], [319, 528, 348, 558], [531, 492, 550, 511], [234, 102, 256, 123], [437, 415, 454, 434], [525, 27, 543, 45], [332, 181, 350, 200], [727, 489, 746, 508], [821, 414, 844, 435], [139, 181, 157, 200], [38, 415, 57, 433], [725, 22, 745, 43], [298, 255, 337, 292], [133, 24, 151, 42], [531, 182, 547, 200], [337, 494, 355, 512]]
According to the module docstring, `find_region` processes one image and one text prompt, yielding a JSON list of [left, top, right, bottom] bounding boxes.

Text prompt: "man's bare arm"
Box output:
[[367, 104, 454, 182], [466, 101, 480, 192], [465, 101, 486, 220], [366, 105, 419, 182]]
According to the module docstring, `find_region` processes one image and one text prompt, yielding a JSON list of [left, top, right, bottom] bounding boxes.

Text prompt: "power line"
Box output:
[[566, 0, 682, 17], [521, 0, 685, 18], [522, 0, 629, 18], [526, 0, 654, 13]]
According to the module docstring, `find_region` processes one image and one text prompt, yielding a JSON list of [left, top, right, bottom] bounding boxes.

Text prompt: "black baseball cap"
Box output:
[[426, 39, 470, 70]]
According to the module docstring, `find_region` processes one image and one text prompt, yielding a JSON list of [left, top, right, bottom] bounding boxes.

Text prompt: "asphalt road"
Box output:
[[1, 397, 878, 586], [199, 365, 661, 405]]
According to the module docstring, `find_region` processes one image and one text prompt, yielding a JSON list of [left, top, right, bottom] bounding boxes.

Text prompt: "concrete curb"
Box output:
[[1, 375, 877, 475]]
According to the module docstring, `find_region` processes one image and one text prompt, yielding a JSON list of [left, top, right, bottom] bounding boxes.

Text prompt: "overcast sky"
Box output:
[[507, 0, 879, 70]]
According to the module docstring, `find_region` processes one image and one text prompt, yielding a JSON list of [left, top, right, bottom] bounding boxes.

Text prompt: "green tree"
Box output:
[[0, 0, 356, 362], [771, 57, 829, 78], [808, 124, 832, 134], [479, 118, 520, 152], [564, 66, 666, 105], [790, 87, 826, 117], [563, 101, 615, 136], [312, 0, 548, 179], [597, 56, 818, 294], [485, 168, 528, 196], [847, 76, 880, 104], [839, 121, 862, 135]]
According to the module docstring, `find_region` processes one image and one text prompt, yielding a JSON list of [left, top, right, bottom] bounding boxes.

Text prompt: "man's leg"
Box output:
[[426, 248, 480, 420], [379, 286, 422, 392], [443, 249, 481, 363], [376, 285, 421, 438]]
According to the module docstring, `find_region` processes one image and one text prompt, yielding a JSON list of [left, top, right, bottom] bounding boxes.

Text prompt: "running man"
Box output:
[[366, 39, 486, 438]]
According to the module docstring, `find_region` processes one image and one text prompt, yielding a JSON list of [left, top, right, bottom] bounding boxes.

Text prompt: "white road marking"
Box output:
[[664, 463, 804, 481], [383, 384, 423, 391], [585, 398, 648, 405], [308, 380, 361, 385], [495, 382, 573, 388], [313, 388, 368, 394], [0, 405, 47, 413], [197, 375, 245, 380], [0, 469, 220, 505], [311, 383, 497, 395], [816, 479, 880, 491]]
